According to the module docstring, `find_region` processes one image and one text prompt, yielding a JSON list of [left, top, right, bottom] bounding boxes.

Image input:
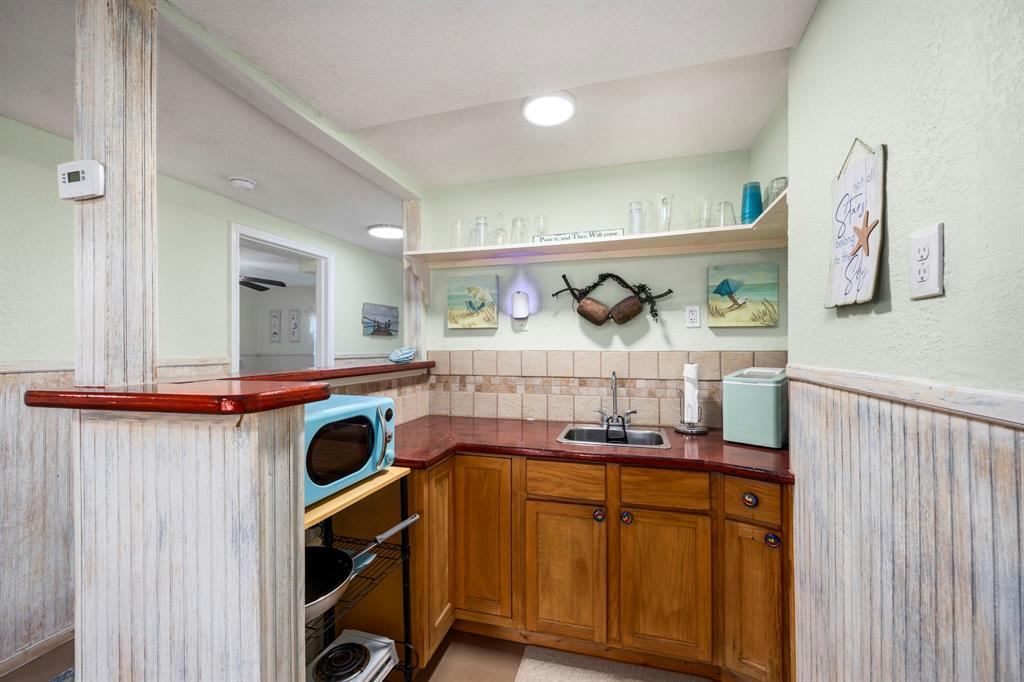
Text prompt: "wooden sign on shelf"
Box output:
[[825, 138, 885, 307]]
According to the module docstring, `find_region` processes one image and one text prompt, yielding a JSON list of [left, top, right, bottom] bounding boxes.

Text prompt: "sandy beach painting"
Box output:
[[447, 275, 498, 329], [707, 263, 779, 327]]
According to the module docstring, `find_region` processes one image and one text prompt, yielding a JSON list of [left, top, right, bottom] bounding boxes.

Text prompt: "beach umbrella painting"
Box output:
[[713, 278, 747, 311]]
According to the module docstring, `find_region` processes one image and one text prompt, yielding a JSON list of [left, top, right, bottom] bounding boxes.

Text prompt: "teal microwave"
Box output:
[[723, 367, 788, 448]]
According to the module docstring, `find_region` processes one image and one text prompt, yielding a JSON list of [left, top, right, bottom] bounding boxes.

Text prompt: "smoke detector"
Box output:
[[228, 176, 258, 191]]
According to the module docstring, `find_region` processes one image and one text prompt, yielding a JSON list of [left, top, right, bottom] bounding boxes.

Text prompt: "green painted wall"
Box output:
[[421, 149, 789, 351], [788, 0, 1024, 392], [0, 117, 74, 362], [0, 116, 404, 363], [750, 96, 788, 194]]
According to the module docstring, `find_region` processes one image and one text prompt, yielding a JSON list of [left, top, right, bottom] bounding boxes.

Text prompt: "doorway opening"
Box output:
[[230, 223, 335, 373]]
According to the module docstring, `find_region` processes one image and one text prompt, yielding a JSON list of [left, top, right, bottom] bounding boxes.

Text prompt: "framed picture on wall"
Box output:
[[447, 275, 498, 329], [288, 309, 301, 342], [707, 264, 779, 327], [362, 303, 399, 337], [269, 309, 281, 343]]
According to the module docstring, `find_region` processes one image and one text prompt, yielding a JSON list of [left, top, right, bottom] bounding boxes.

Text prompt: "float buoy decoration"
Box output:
[[552, 273, 672, 325]]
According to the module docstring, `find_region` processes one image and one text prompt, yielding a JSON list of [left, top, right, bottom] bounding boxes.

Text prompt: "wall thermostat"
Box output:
[[57, 160, 104, 200]]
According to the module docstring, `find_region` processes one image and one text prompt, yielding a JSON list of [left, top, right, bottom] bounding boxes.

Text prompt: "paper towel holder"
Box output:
[[675, 407, 709, 435]]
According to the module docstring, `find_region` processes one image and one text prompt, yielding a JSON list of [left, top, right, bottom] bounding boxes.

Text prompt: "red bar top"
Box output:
[[24, 379, 330, 415], [394, 416, 793, 484], [227, 361, 434, 384]]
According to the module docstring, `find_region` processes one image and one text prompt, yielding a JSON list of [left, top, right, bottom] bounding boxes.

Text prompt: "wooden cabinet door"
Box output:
[[619, 508, 712, 661], [524, 500, 607, 642], [425, 458, 455, 653], [454, 455, 512, 617], [723, 520, 783, 682]]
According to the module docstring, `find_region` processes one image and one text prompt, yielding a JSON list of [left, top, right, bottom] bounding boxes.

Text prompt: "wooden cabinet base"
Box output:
[[452, 620, 723, 681]]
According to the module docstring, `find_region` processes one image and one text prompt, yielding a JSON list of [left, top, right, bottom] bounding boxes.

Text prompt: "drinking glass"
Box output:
[[658, 193, 674, 230], [741, 182, 763, 223], [628, 201, 645, 235], [490, 210, 508, 245], [511, 216, 528, 243], [470, 216, 487, 247], [451, 219, 465, 247], [716, 201, 737, 227], [692, 196, 713, 229], [765, 176, 789, 205], [528, 215, 548, 242]]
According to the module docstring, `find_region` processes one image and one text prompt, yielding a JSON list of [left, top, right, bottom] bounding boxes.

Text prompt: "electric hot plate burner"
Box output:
[[312, 642, 371, 682], [306, 630, 398, 682]]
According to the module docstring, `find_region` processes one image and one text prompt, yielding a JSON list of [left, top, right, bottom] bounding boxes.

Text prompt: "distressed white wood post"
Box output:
[[403, 199, 424, 357], [72, 1, 303, 679], [74, 0, 157, 388]]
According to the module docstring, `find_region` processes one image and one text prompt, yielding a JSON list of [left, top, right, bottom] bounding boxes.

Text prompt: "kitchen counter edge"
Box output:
[[393, 415, 793, 484]]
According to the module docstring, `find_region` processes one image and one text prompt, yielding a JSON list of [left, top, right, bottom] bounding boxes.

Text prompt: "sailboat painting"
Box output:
[[707, 264, 779, 327]]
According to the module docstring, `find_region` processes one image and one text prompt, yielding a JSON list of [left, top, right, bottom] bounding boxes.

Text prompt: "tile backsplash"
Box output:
[[332, 374, 430, 425], [426, 349, 787, 428]]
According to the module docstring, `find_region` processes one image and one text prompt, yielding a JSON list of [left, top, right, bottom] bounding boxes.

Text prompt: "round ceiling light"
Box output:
[[367, 224, 404, 239], [228, 176, 258, 191], [522, 91, 576, 127]]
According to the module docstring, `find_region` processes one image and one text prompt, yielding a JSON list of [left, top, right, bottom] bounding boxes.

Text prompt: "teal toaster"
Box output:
[[723, 367, 788, 448]]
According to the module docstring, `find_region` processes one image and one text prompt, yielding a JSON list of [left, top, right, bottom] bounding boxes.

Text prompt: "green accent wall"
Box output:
[[787, 0, 1024, 391], [0, 116, 404, 363]]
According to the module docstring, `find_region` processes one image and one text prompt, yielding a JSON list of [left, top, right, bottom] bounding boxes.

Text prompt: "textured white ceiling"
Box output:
[[356, 51, 790, 188], [239, 242, 315, 287], [171, 0, 813, 189], [0, 0, 405, 258], [174, 0, 814, 129]]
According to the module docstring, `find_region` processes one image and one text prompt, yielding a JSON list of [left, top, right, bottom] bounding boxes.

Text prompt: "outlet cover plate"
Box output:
[[909, 222, 944, 300], [686, 305, 701, 328]]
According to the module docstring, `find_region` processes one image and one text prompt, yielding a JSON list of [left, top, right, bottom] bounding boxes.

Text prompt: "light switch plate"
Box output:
[[686, 305, 701, 328], [909, 222, 944, 300]]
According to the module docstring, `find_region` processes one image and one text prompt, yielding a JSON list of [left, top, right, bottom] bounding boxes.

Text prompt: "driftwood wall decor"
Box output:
[[553, 273, 672, 325]]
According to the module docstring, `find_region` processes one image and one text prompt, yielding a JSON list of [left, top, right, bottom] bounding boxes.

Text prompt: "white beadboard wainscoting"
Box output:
[[790, 365, 1023, 682], [73, 407, 304, 680], [0, 357, 227, 675], [0, 370, 75, 675]]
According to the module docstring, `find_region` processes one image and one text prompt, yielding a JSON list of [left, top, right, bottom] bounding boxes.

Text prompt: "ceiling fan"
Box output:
[[239, 275, 287, 292]]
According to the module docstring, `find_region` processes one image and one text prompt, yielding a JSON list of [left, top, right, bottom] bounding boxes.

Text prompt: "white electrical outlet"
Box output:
[[686, 305, 701, 328], [909, 222, 944, 300]]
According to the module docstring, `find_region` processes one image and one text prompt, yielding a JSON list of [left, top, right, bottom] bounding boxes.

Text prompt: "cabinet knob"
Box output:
[[620, 510, 633, 526], [741, 492, 760, 508], [593, 508, 606, 523], [764, 533, 781, 548]]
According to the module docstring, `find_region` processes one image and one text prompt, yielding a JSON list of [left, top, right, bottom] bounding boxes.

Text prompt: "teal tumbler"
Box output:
[[741, 182, 763, 223]]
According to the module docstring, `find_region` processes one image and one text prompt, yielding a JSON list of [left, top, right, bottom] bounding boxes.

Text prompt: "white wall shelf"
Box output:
[[405, 189, 787, 293]]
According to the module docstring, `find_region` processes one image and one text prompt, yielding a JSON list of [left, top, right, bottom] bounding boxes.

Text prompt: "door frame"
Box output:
[[230, 222, 335, 372]]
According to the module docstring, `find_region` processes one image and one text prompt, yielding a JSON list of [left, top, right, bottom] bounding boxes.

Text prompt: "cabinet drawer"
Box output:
[[526, 460, 606, 502], [620, 467, 709, 511], [724, 476, 782, 528]]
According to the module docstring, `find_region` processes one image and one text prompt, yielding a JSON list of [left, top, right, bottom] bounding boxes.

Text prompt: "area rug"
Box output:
[[49, 669, 73, 682], [513, 646, 710, 682]]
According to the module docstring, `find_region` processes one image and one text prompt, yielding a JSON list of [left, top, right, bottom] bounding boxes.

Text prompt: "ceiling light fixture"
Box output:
[[228, 176, 258, 191], [367, 224, 404, 239], [522, 91, 576, 127]]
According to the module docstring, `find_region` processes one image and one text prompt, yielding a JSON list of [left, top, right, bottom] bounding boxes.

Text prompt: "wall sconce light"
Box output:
[[511, 291, 530, 326]]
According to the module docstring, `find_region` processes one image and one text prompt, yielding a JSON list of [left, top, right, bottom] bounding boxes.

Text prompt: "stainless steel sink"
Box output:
[[556, 424, 672, 449]]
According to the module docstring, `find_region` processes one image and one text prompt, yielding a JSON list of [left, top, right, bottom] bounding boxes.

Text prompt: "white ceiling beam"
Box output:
[[158, 0, 422, 200]]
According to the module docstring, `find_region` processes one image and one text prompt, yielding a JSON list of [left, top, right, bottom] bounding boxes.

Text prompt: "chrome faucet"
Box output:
[[594, 371, 637, 429]]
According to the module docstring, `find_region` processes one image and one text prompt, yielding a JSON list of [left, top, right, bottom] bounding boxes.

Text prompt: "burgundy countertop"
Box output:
[[24, 361, 434, 415], [24, 379, 331, 415], [226, 361, 434, 384], [394, 415, 792, 484]]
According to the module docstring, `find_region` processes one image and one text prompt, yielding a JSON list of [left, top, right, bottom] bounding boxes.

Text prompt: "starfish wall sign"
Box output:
[[848, 210, 879, 258]]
